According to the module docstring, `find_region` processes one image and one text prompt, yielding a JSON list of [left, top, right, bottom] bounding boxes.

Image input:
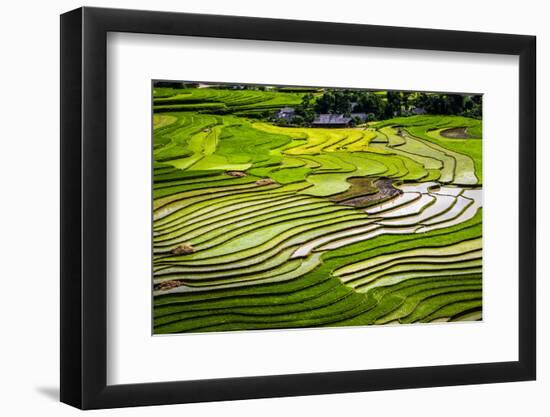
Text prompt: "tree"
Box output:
[[291, 115, 305, 125], [386, 91, 402, 116], [356, 92, 384, 119], [314, 91, 334, 113], [448, 94, 465, 114], [402, 91, 412, 111]]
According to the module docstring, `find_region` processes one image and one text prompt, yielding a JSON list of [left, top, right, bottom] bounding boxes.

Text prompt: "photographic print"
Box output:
[[152, 81, 482, 334]]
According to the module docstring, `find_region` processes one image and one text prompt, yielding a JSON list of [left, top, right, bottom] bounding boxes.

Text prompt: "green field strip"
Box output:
[[156, 254, 317, 289], [154, 272, 484, 330], [325, 211, 481, 264], [394, 154, 429, 181], [183, 204, 357, 250], [184, 154, 251, 171], [370, 132, 456, 183], [154, 279, 340, 317], [369, 193, 436, 219], [153, 180, 275, 212], [154, 234, 306, 270], [286, 132, 332, 155], [396, 181, 440, 194], [353, 281, 481, 325], [307, 132, 349, 154], [301, 173, 358, 196], [344, 257, 482, 287], [339, 153, 387, 175], [153, 168, 222, 183], [341, 251, 482, 285], [324, 284, 481, 329], [154, 196, 322, 244], [153, 114, 178, 129], [155, 216, 387, 272], [369, 129, 388, 144], [156, 252, 324, 294], [373, 115, 481, 183], [396, 133, 455, 175], [154, 292, 364, 332], [324, 274, 480, 327], [155, 283, 356, 327], [248, 156, 311, 184], [316, 225, 420, 252], [406, 129, 479, 184], [400, 133, 460, 183], [164, 256, 304, 287], [377, 193, 457, 226], [298, 152, 396, 197], [153, 175, 259, 199], [375, 284, 482, 324], [322, 131, 376, 153], [154, 269, 339, 308], [153, 88, 303, 110], [365, 191, 422, 215], [155, 277, 342, 314], [154, 182, 311, 230], [154, 193, 308, 238], [416, 192, 481, 233], [449, 308, 482, 321], [153, 173, 232, 188], [431, 186, 464, 197], [402, 293, 482, 323], [379, 126, 406, 146], [155, 247, 297, 278], [154, 291, 374, 333], [159, 216, 371, 266], [154, 183, 284, 221], [371, 143, 444, 175], [153, 114, 223, 162], [186, 211, 368, 258], [252, 122, 310, 140], [420, 195, 474, 226], [291, 223, 378, 258], [325, 131, 370, 152], [296, 153, 356, 172], [154, 191, 298, 233], [466, 124, 482, 138], [354, 267, 482, 293], [335, 237, 482, 276], [376, 154, 409, 179], [155, 204, 334, 251], [321, 210, 481, 273]]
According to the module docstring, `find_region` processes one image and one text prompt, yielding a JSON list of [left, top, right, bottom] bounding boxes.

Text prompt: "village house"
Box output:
[[350, 112, 368, 122], [312, 114, 351, 127], [411, 107, 427, 115], [276, 107, 295, 119], [312, 112, 368, 127]]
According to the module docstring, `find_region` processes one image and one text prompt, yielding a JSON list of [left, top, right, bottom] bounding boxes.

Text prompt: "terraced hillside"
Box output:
[[152, 87, 483, 334]]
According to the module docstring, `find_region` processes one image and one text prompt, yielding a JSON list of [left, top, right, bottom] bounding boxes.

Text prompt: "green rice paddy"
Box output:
[[152, 86, 482, 334]]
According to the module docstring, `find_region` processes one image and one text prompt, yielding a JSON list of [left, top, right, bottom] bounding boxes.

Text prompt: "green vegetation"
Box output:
[[283, 89, 482, 126], [152, 83, 483, 334]]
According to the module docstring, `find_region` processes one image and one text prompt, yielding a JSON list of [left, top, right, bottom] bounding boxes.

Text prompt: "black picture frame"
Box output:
[[60, 6, 536, 410]]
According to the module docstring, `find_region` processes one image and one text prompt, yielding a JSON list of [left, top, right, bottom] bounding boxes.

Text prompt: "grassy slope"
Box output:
[[372, 115, 482, 184]]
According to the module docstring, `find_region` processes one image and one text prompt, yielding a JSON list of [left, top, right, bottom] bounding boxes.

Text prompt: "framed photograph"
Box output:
[[60, 6, 536, 409]]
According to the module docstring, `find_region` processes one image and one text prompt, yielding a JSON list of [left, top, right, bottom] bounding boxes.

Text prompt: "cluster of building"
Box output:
[[276, 107, 369, 127], [276, 105, 426, 127]]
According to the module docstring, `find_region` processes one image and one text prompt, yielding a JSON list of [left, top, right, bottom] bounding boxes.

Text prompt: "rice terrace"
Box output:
[[152, 81, 483, 334]]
